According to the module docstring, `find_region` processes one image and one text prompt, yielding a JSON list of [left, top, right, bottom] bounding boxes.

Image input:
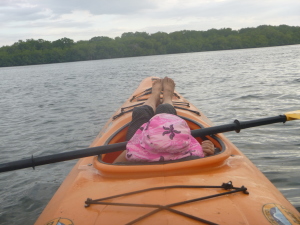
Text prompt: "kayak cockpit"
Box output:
[[99, 116, 224, 163], [92, 117, 231, 178]]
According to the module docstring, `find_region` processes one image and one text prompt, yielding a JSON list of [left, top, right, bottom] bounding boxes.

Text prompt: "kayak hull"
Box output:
[[36, 77, 300, 225]]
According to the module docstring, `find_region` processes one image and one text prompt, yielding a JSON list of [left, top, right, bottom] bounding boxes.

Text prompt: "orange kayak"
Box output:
[[36, 77, 300, 225]]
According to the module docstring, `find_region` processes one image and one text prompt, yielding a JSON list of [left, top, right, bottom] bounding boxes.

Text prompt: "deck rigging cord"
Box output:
[[113, 87, 200, 120], [130, 87, 180, 102], [85, 181, 249, 225], [113, 103, 200, 120]]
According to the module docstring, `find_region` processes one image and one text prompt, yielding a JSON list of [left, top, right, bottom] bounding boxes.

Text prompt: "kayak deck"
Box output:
[[36, 77, 300, 225]]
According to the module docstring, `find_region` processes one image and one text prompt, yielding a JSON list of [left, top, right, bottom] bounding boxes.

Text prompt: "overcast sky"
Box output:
[[1, 0, 299, 47]]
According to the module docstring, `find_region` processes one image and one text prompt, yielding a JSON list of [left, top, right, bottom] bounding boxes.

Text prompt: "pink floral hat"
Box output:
[[126, 113, 204, 162]]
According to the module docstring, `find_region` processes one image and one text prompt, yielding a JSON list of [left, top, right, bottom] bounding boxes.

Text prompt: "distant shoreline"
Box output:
[[1, 25, 300, 68]]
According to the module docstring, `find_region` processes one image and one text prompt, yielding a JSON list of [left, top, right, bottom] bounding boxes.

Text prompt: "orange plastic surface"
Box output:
[[36, 77, 300, 225]]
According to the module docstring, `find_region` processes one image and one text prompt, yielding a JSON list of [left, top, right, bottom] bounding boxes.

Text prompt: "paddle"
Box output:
[[0, 110, 299, 173]]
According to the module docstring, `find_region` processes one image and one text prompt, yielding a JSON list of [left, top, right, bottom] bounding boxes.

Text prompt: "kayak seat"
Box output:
[[113, 155, 201, 165], [99, 118, 225, 164], [112, 147, 221, 165]]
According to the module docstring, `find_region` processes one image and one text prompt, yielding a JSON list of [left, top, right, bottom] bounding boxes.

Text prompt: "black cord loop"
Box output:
[[85, 181, 248, 225]]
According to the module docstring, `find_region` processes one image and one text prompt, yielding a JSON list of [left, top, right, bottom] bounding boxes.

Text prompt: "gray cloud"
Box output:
[[35, 0, 157, 15], [0, 0, 299, 46], [0, 1, 52, 23], [0, 0, 157, 25], [143, 0, 300, 20]]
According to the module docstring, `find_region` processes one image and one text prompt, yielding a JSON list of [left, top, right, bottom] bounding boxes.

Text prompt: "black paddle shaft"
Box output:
[[191, 115, 287, 137], [0, 115, 287, 173], [0, 142, 127, 173]]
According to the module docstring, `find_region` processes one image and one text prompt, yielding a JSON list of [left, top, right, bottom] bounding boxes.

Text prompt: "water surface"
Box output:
[[0, 45, 299, 224]]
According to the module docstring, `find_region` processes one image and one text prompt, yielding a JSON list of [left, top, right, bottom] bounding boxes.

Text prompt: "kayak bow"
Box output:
[[34, 77, 299, 225]]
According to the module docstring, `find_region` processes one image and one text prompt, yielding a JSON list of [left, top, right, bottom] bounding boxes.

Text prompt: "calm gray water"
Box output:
[[0, 45, 299, 224]]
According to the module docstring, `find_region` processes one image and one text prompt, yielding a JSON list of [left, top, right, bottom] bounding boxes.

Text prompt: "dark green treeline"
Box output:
[[1, 25, 300, 67]]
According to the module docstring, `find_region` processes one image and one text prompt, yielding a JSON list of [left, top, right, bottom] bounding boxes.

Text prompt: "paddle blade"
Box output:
[[285, 110, 300, 121]]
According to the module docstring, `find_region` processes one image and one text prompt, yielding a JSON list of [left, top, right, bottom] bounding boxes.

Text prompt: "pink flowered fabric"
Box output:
[[126, 113, 204, 162]]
